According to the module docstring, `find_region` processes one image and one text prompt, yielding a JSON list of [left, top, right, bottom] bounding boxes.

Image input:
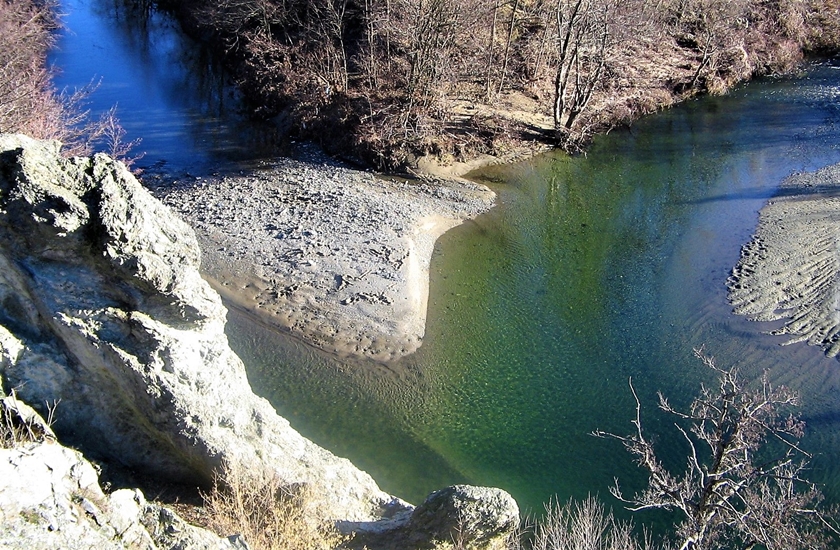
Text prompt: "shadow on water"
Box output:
[[683, 183, 840, 204]]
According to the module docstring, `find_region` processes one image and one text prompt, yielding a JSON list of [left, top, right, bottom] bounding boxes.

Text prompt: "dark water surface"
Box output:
[[50, 0, 280, 171], [51, 0, 840, 529]]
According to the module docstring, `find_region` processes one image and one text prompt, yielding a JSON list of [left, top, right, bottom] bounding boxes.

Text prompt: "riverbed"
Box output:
[[51, 0, 840, 525]]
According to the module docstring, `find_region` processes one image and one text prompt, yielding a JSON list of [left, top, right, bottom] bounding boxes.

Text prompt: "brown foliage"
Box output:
[[805, 0, 840, 53], [163, 0, 840, 168], [0, 0, 64, 140], [0, 0, 140, 160]]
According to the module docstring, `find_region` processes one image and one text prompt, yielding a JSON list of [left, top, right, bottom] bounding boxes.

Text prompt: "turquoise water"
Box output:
[[50, 0, 840, 529], [236, 62, 840, 522]]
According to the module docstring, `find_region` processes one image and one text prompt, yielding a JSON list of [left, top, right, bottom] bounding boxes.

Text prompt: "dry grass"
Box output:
[[0, 390, 57, 449], [524, 496, 659, 550], [201, 462, 344, 550]]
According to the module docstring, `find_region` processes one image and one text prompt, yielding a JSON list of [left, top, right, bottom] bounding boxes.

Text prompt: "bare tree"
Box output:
[[662, 0, 750, 91], [399, 0, 463, 107], [495, 0, 520, 96], [552, 0, 611, 143], [594, 349, 838, 550], [193, 0, 287, 49]]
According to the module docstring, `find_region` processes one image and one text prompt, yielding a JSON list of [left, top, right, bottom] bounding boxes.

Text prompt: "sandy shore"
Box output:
[[728, 162, 840, 358], [149, 153, 495, 362]]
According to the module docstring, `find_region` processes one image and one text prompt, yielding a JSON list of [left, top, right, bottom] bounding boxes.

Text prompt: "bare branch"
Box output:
[[596, 349, 832, 550]]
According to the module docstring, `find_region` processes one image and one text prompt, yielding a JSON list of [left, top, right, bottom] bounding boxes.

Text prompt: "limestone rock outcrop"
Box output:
[[0, 390, 245, 549], [346, 485, 520, 549], [0, 441, 245, 550], [405, 485, 520, 549], [0, 134, 519, 548], [0, 134, 394, 522]]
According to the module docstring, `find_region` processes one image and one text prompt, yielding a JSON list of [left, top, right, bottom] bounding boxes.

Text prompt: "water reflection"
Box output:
[[50, 0, 282, 171]]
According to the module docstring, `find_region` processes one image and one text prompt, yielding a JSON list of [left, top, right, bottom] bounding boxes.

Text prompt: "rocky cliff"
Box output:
[[0, 392, 244, 549], [0, 134, 518, 549]]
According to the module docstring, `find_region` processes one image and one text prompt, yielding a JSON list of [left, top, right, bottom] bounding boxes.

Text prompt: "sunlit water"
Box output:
[[51, 0, 840, 532]]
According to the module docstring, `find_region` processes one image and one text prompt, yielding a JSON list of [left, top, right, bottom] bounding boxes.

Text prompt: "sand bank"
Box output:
[[728, 162, 840, 357], [150, 155, 495, 362]]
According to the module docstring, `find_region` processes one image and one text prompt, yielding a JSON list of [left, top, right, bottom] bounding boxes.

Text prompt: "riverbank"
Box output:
[[728, 162, 840, 358], [148, 151, 495, 362], [157, 0, 839, 170]]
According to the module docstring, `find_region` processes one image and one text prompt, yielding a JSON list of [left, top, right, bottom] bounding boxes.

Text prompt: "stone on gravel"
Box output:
[[151, 156, 495, 362], [406, 485, 520, 549]]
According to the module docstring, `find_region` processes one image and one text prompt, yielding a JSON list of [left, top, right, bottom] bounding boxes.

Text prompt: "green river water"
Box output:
[[232, 62, 840, 521], [50, 0, 840, 528]]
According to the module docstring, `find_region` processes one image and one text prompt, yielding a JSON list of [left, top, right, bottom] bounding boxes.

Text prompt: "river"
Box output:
[[51, 0, 840, 528]]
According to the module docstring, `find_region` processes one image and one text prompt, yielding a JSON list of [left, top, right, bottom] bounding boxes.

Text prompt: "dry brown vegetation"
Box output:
[[0, 0, 65, 141], [528, 496, 657, 550], [0, 0, 100, 154], [160, 0, 840, 169], [200, 462, 344, 550], [0, 390, 57, 449]]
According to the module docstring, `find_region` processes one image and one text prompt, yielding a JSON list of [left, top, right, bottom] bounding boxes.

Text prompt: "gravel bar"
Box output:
[[149, 155, 495, 362]]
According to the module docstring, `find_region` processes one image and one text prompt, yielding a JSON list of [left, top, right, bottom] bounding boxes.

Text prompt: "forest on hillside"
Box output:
[[161, 0, 840, 169]]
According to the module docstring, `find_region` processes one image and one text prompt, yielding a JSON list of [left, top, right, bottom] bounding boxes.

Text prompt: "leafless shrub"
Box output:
[[804, 0, 840, 53], [92, 105, 144, 167], [529, 496, 657, 550], [595, 348, 839, 550], [201, 461, 343, 550]]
